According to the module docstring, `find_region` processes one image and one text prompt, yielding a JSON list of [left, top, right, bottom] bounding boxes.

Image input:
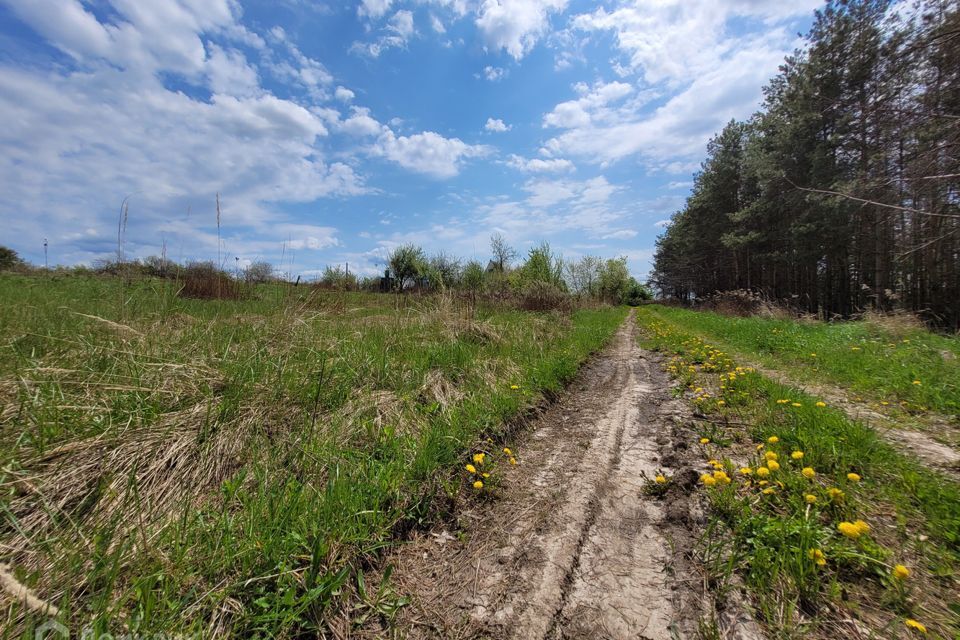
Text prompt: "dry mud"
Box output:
[[382, 313, 760, 640]]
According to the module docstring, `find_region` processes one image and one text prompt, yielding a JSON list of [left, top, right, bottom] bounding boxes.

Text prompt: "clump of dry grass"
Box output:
[[861, 309, 926, 337]]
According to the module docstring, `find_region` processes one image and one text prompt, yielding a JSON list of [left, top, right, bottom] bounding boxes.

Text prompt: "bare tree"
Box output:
[[490, 233, 517, 272]]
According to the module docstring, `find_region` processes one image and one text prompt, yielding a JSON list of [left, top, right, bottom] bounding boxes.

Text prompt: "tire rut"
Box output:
[[380, 312, 736, 640]]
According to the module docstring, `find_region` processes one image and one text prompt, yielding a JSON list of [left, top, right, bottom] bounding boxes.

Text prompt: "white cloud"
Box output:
[[340, 107, 385, 137], [542, 80, 633, 129], [484, 117, 511, 132], [373, 130, 491, 178], [483, 65, 506, 81], [602, 229, 637, 239], [429, 13, 446, 33], [506, 154, 574, 173], [334, 86, 355, 102], [358, 0, 394, 19], [476, 0, 568, 60], [350, 9, 416, 57]]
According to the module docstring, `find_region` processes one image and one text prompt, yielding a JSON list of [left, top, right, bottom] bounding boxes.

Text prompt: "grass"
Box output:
[[641, 305, 960, 418], [0, 273, 626, 637], [635, 307, 960, 639]]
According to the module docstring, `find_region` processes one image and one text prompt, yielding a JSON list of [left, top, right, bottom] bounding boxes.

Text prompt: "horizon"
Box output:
[[0, 0, 818, 279]]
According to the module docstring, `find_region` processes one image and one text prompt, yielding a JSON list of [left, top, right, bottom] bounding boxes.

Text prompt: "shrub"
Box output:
[[179, 261, 243, 300], [0, 246, 25, 271]]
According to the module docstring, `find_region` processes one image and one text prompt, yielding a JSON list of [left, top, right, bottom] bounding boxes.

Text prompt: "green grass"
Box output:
[[0, 273, 626, 637], [641, 305, 960, 417], [636, 308, 960, 639]]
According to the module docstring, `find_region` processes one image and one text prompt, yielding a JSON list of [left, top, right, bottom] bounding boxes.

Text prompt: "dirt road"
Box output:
[[383, 312, 754, 639]]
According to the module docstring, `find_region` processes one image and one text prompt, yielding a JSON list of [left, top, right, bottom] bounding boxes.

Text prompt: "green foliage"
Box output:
[[651, 2, 960, 329], [387, 244, 426, 291], [0, 245, 25, 271]]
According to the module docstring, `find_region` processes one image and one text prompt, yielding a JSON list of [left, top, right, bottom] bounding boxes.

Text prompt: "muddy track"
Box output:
[[381, 312, 759, 640]]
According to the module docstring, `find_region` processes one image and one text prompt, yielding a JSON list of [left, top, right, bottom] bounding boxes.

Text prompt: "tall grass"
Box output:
[[0, 273, 624, 636]]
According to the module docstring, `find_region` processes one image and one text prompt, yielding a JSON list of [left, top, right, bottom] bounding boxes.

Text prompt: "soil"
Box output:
[[378, 312, 762, 640]]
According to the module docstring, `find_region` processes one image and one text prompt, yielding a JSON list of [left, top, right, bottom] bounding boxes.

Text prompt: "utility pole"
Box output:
[[43, 238, 48, 270]]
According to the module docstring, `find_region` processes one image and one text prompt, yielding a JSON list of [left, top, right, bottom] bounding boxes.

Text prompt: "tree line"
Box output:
[[650, 0, 960, 328]]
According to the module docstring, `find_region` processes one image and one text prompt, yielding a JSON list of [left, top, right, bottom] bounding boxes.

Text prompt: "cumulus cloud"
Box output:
[[334, 85, 355, 102], [358, 0, 394, 19], [373, 130, 491, 178], [483, 65, 506, 81], [506, 154, 574, 173], [350, 9, 416, 57], [476, 0, 568, 60], [485, 117, 511, 132]]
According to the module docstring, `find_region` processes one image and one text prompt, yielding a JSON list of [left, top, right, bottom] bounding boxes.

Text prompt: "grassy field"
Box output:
[[643, 305, 960, 418], [0, 273, 626, 637], [636, 306, 960, 639]]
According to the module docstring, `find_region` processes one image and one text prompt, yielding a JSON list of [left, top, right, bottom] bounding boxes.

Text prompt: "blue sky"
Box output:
[[0, 0, 819, 278]]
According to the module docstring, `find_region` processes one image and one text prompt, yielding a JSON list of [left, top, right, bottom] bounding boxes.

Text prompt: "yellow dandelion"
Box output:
[[810, 353, 817, 357], [758, 480, 769, 486], [827, 487, 845, 502], [762, 487, 776, 495], [892, 564, 910, 580], [509, 457, 517, 465], [808, 549, 826, 566], [700, 474, 717, 486], [847, 473, 861, 483], [767, 460, 780, 471], [699, 437, 710, 444], [765, 451, 779, 461], [791, 402, 802, 407], [904, 619, 927, 634], [756, 467, 770, 478], [473, 480, 484, 489], [473, 453, 485, 465], [482, 472, 490, 478], [791, 451, 804, 460], [805, 493, 817, 504], [838, 521, 861, 538], [767, 436, 779, 444], [717, 400, 726, 406], [655, 474, 667, 484], [912, 380, 921, 385], [503, 447, 512, 455], [815, 401, 826, 407], [510, 384, 520, 390], [465, 464, 477, 474], [739, 467, 753, 475], [801, 467, 816, 479], [756, 443, 765, 451], [713, 470, 731, 484], [853, 519, 870, 535]]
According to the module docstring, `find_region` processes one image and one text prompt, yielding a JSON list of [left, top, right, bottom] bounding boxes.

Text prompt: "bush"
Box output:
[[179, 261, 243, 300], [518, 281, 572, 311], [0, 246, 25, 271]]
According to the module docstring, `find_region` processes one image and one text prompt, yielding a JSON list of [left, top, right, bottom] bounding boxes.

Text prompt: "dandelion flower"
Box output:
[[791, 402, 802, 407], [482, 472, 490, 478], [815, 401, 827, 408], [912, 380, 921, 386], [699, 437, 710, 444], [717, 400, 726, 406], [510, 384, 520, 390], [756, 443, 765, 451], [700, 474, 717, 486], [767, 460, 780, 471], [847, 473, 861, 483], [767, 436, 779, 444], [808, 549, 826, 566], [739, 467, 753, 475], [853, 519, 870, 535], [713, 470, 731, 484], [805, 493, 817, 504], [509, 457, 517, 465], [756, 467, 770, 478], [892, 564, 910, 580], [838, 521, 861, 538], [503, 447, 512, 455], [827, 487, 845, 502], [904, 619, 927, 634], [762, 487, 776, 495], [765, 451, 779, 461], [655, 474, 667, 484], [791, 451, 804, 460], [473, 480, 484, 490], [465, 464, 477, 474], [801, 467, 816, 479], [473, 453, 485, 465]]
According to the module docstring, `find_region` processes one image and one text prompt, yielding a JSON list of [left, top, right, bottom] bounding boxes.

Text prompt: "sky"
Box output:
[[0, 0, 820, 279]]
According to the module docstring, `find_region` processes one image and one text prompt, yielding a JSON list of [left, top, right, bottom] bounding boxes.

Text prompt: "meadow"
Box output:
[[636, 305, 960, 639], [0, 273, 625, 637]]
